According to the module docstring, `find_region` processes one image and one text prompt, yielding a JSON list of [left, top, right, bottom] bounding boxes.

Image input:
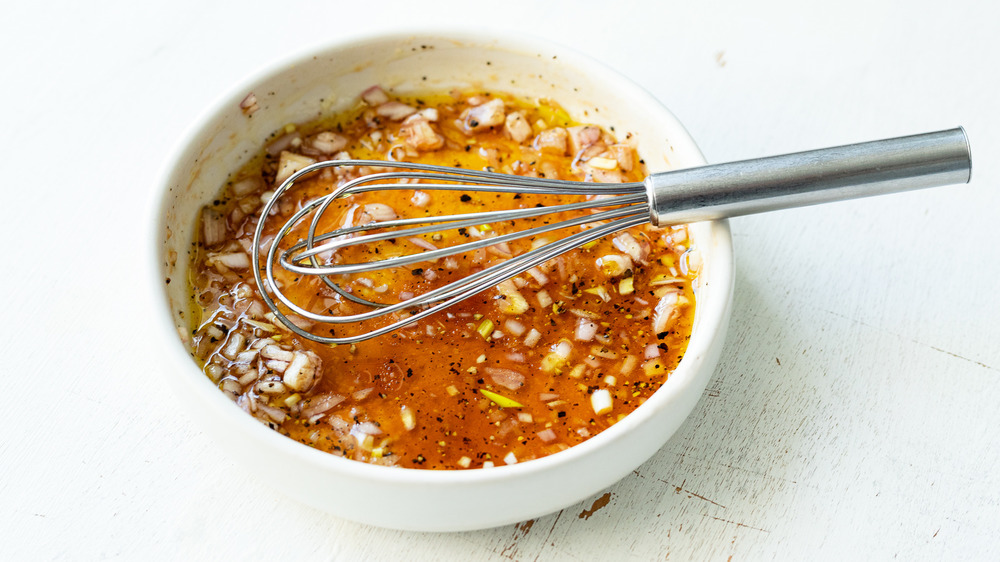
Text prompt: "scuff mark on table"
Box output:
[[578, 492, 613, 520]]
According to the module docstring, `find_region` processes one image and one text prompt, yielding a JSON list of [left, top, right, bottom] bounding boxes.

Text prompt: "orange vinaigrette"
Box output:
[[187, 87, 698, 469]]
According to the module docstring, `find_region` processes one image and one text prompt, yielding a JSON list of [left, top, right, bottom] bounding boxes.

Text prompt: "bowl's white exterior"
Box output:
[[151, 30, 733, 532]]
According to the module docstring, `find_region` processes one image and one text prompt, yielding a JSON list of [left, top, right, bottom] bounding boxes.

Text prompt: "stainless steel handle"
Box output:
[[645, 128, 972, 225]]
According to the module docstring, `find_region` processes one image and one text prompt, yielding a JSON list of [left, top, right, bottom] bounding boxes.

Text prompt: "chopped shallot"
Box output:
[[503, 319, 526, 336], [487, 241, 513, 258], [221, 333, 245, 360], [261, 344, 293, 362], [568, 125, 602, 154], [652, 291, 681, 334], [362, 203, 398, 222], [411, 190, 431, 207], [465, 98, 506, 131], [526, 267, 549, 286], [275, 151, 315, 184], [575, 317, 599, 341], [609, 144, 635, 171], [591, 389, 613, 415], [401, 116, 444, 151], [361, 85, 389, 105], [352, 387, 374, 400], [283, 351, 320, 392], [596, 254, 632, 277], [612, 232, 643, 262], [239, 92, 258, 115], [201, 208, 227, 247], [376, 101, 418, 121], [352, 421, 383, 436], [256, 381, 287, 395], [284, 315, 314, 331], [220, 378, 242, 395], [484, 367, 526, 390], [401, 406, 416, 430], [536, 289, 553, 308], [301, 393, 345, 417], [417, 107, 439, 121], [552, 340, 573, 359], [523, 328, 542, 347], [681, 248, 703, 276], [266, 132, 302, 157], [205, 364, 224, 383], [620, 355, 639, 375], [328, 416, 349, 432], [533, 127, 569, 155], [496, 279, 529, 314], [311, 131, 347, 153], [408, 237, 437, 251], [536, 428, 557, 443], [257, 403, 287, 423], [264, 359, 288, 373], [504, 111, 532, 143], [230, 176, 262, 197]]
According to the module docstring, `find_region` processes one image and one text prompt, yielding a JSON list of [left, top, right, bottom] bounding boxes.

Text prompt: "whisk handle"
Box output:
[[645, 127, 971, 225]]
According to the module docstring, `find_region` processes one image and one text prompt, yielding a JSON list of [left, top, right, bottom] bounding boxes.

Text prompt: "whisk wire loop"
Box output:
[[250, 130, 972, 344], [251, 159, 650, 344], [281, 194, 649, 275]]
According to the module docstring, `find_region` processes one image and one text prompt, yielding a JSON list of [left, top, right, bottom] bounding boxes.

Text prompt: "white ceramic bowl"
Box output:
[[151, 29, 734, 532]]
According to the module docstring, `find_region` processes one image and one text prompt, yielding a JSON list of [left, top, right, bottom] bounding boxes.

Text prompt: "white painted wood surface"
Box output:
[[3, 0, 997, 559]]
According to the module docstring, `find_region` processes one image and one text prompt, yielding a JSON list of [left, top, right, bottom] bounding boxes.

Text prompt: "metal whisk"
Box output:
[[252, 128, 971, 344]]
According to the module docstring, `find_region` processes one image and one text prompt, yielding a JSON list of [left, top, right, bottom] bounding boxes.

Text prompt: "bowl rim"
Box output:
[[149, 27, 734, 486]]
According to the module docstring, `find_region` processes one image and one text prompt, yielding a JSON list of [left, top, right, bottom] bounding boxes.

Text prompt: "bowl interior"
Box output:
[[153, 30, 733, 531]]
